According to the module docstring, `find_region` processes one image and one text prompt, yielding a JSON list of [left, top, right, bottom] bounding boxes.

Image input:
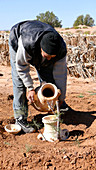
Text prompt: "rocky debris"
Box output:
[[0, 32, 9, 65], [0, 31, 96, 79], [62, 34, 96, 80]]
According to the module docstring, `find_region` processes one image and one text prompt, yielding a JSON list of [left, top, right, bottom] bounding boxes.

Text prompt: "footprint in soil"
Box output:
[[0, 125, 5, 133], [0, 73, 3, 76], [69, 130, 84, 137], [7, 94, 14, 100]]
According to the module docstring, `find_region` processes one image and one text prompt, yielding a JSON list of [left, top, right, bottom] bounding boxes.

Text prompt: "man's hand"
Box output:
[[27, 89, 36, 103]]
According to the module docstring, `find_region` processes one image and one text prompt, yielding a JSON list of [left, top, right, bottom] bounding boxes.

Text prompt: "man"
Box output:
[[9, 20, 67, 133]]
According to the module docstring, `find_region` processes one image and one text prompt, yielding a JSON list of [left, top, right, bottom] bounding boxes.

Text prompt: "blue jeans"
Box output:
[[9, 43, 28, 119]]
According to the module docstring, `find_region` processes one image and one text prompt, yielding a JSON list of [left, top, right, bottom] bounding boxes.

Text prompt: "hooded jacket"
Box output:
[[9, 20, 67, 69], [9, 20, 67, 90]]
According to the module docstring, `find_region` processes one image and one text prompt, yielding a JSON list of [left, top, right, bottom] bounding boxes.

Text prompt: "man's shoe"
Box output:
[[16, 116, 35, 133], [60, 101, 72, 112]]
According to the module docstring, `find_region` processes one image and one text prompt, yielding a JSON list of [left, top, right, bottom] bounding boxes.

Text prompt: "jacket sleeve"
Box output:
[[16, 36, 34, 91]]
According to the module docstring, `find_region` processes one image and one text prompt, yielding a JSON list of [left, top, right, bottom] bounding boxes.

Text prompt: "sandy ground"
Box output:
[[0, 65, 96, 170], [55, 25, 96, 35]]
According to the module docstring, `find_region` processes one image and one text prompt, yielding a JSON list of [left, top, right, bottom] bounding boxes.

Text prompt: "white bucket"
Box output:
[[37, 115, 69, 142], [42, 115, 58, 142]]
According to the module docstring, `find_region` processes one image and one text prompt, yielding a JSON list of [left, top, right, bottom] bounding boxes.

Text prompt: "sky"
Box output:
[[0, 0, 96, 30]]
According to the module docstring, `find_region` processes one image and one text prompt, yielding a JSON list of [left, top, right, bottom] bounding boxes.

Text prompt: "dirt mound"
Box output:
[[56, 25, 96, 35], [0, 65, 96, 170]]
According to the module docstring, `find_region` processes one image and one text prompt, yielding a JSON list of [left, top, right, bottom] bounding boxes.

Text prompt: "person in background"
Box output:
[[9, 20, 68, 133]]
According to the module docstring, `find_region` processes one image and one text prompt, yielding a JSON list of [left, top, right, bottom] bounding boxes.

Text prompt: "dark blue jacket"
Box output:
[[9, 20, 67, 82]]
